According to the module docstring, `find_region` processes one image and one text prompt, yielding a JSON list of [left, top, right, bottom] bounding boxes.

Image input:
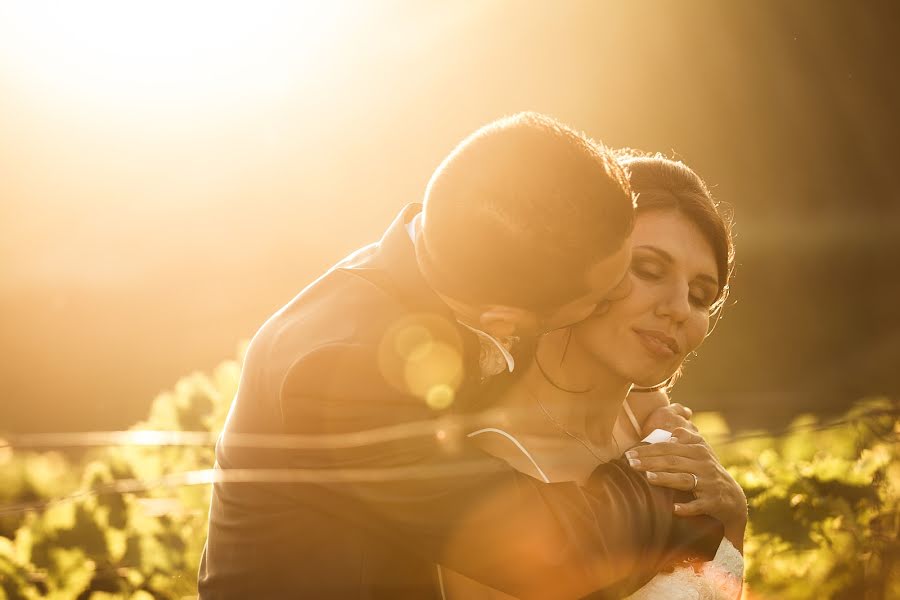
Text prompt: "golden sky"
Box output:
[[1, 1, 897, 433]]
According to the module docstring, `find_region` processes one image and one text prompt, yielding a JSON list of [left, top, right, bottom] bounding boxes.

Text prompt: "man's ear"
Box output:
[[478, 306, 535, 338]]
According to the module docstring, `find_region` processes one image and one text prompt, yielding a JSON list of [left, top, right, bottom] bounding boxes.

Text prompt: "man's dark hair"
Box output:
[[416, 112, 635, 311]]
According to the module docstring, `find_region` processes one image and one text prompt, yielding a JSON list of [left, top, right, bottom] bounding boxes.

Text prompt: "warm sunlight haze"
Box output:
[[0, 1, 346, 113], [0, 3, 896, 598]]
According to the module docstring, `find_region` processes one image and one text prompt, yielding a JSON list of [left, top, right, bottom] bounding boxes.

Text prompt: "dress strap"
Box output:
[[467, 428, 551, 483], [622, 399, 643, 437]]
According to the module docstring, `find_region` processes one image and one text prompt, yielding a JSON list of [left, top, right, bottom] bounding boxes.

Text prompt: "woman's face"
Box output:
[[571, 208, 720, 387]]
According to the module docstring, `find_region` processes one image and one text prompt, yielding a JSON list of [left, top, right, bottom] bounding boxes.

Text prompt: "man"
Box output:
[[199, 113, 720, 599]]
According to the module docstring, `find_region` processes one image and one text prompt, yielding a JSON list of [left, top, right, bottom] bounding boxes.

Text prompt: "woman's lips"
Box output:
[[633, 329, 679, 358]]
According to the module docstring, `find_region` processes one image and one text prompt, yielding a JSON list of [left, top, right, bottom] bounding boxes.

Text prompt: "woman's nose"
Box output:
[[655, 283, 691, 322]]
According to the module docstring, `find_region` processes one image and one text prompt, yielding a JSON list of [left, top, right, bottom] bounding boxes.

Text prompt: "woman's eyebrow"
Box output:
[[634, 245, 673, 262], [635, 245, 719, 286]]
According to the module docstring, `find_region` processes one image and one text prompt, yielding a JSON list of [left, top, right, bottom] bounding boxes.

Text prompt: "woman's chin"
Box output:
[[619, 349, 682, 390], [630, 368, 677, 389]]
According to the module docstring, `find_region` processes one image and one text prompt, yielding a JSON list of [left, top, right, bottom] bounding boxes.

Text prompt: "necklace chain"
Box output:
[[530, 389, 619, 462]]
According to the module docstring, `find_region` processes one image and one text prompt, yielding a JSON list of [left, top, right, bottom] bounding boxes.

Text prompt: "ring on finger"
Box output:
[[689, 473, 699, 491]]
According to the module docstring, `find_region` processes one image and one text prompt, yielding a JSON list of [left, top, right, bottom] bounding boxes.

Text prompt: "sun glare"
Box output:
[[0, 1, 348, 112]]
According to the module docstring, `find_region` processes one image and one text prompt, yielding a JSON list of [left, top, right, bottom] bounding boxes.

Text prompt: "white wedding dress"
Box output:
[[437, 403, 743, 600]]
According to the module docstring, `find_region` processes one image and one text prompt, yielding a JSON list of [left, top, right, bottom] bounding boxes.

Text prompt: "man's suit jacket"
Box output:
[[198, 204, 721, 599]]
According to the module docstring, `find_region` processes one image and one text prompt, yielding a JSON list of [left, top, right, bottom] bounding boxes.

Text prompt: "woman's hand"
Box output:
[[641, 402, 698, 436], [624, 427, 747, 552], [624, 388, 698, 436]]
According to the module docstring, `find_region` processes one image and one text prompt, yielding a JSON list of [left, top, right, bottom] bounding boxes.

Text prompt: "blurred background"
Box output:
[[1, 0, 898, 436]]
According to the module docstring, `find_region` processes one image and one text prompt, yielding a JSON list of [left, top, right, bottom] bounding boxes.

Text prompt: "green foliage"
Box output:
[[701, 397, 899, 599], [0, 348, 896, 599], [0, 351, 241, 600]]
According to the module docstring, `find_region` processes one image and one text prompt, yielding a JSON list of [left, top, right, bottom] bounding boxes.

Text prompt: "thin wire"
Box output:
[[0, 461, 500, 517], [0, 415, 481, 451], [706, 407, 899, 447], [0, 407, 895, 451], [0, 407, 894, 518]]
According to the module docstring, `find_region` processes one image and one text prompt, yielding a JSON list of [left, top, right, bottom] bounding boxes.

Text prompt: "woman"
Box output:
[[440, 152, 746, 599]]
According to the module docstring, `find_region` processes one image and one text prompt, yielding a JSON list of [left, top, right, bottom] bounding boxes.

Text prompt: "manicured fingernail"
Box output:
[[627, 458, 641, 468], [625, 450, 637, 459], [673, 504, 681, 512], [646, 472, 657, 480]]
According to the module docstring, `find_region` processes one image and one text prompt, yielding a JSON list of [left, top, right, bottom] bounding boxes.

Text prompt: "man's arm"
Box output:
[[279, 344, 721, 599]]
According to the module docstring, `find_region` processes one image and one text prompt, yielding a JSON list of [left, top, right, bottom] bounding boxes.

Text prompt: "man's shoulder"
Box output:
[[266, 278, 474, 432], [240, 266, 402, 385]]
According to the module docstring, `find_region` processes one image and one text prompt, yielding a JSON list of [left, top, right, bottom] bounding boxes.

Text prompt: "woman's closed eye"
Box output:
[[689, 286, 716, 309], [633, 257, 717, 310], [631, 258, 664, 280]]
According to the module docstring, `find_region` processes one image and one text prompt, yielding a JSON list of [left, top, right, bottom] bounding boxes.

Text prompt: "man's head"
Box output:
[[415, 112, 635, 338]]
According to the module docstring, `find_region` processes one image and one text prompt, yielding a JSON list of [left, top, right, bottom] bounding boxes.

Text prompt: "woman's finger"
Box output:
[[673, 499, 707, 517], [641, 406, 697, 436], [670, 427, 704, 445], [627, 453, 705, 474], [670, 403, 693, 419], [645, 471, 698, 491], [682, 420, 700, 433], [626, 441, 706, 462]]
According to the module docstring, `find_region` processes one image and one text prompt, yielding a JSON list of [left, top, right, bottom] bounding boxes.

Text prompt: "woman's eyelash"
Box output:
[[689, 290, 715, 308], [631, 261, 662, 279], [633, 258, 715, 308], [689, 294, 709, 308]]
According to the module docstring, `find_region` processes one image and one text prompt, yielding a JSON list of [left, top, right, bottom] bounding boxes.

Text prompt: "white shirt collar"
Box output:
[[405, 212, 515, 375], [456, 321, 517, 374], [405, 212, 421, 242]]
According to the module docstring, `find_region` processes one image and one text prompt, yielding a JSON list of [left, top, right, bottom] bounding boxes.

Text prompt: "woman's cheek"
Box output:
[[574, 317, 619, 361], [685, 313, 710, 353]]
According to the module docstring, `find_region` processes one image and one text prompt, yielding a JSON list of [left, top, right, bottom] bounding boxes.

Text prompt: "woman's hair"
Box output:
[[614, 149, 734, 315], [614, 149, 735, 392]]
